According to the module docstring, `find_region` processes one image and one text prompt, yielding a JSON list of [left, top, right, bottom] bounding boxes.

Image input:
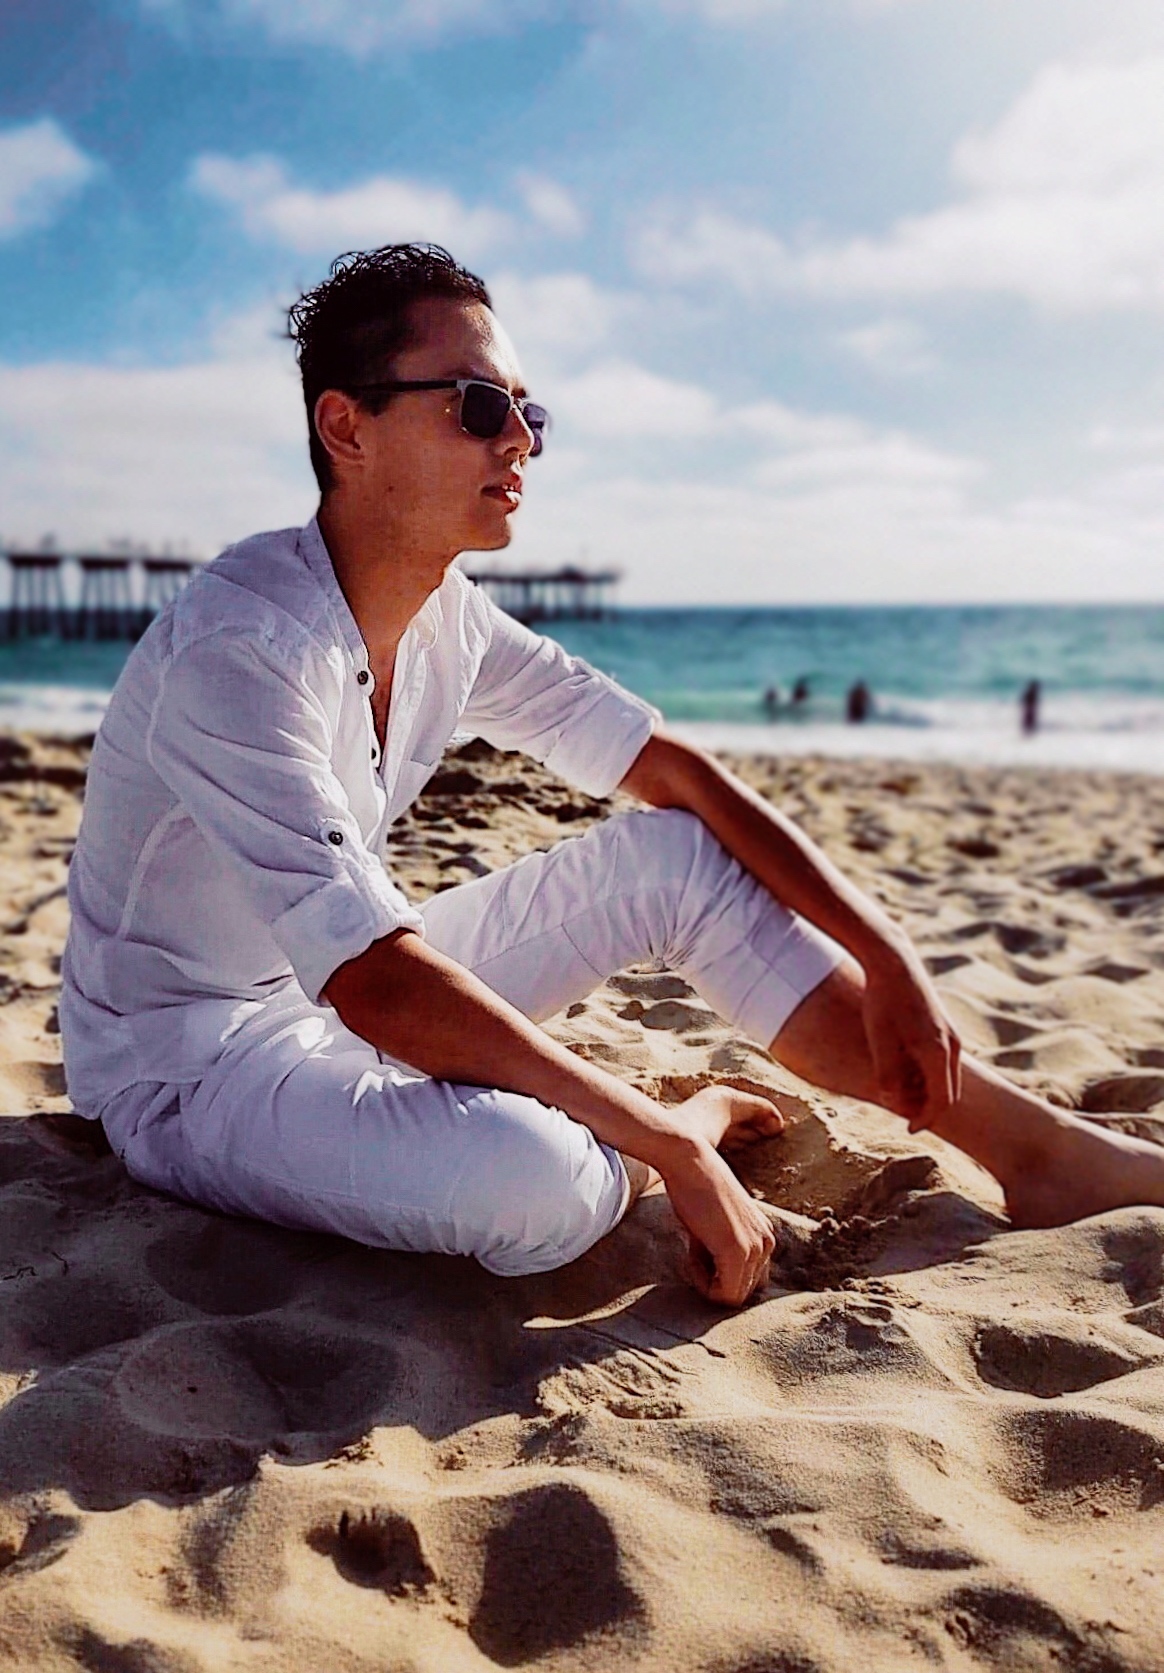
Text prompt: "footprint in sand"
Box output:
[[990, 1406, 1164, 1518], [1078, 1073, 1164, 1114], [984, 1013, 1043, 1049], [0, 1507, 80, 1581], [315, 1481, 645, 1665], [951, 921, 1066, 959], [3, 1269, 170, 1367], [941, 1583, 1097, 1665], [754, 1296, 948, 1394], [993, 1048, 1038, 1071], [1100, 1217, 1164, 1307], [463, 1483, 644, 1665], [925, 952, 975, 976], [1007, 962, 1058, 986], [310, 1507, 435, 1596], [878, 1527, 982, 1572], [973, 1317, 1162, 1398], [145, 1217, 333, 1316], [1045, 862, 1108, 890], [1124, 1300, 1164, 1340], [64, 1631, 202, 1673], [115, 1317, 399, 1444], [1092, 874, 1164, 910], [1084, 960, 1150, 985]]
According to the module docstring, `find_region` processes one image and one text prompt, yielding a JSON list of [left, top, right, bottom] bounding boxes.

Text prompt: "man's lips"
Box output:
[[483, 481, 523, 508]]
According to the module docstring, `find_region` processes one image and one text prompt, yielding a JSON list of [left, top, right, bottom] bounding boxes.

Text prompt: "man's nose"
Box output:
[[501, 401, 535, 458]]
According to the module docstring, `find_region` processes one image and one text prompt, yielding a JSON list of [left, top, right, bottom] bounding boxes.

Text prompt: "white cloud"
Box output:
[[751, 429, 974, 500], [553, 358, 719, 439], [637, 54, 1164, 313], [143, 0, 549, 54], [510, 360, 1014, 600], [516, 175, 586, 240], [6, 320, 1164, 604], [541, 354, 972, 480], [504, 357, 1164, 603], [191, 154, 510, 258], [836, 317, 938, 376], [490, 271, 622, 367], [0, 314, 315, 555], [642, 0, 921, 19], [516, 450, 1164, 605], [1089, 421, 1164, 453], [0, 118, 97, 242]]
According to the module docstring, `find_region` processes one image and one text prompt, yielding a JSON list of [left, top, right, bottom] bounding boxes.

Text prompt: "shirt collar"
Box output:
[[298, 516, 368, 668], [298, 515, 441, 661]]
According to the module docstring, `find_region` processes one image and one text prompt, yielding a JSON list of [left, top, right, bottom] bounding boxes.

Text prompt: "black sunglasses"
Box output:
[[349, 378, 549, 456]]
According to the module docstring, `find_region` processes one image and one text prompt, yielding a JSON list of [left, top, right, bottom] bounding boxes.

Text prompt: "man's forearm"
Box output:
[[323, 930, 698, 1172], [324, 928, 782, 1306], [622, 733, 913, 974]]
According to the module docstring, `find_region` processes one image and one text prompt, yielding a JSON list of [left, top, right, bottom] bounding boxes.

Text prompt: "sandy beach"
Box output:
[[1, 730, 1163, 1671]]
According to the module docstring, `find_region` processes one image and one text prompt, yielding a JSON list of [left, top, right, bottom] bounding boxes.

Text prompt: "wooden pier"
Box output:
[[1, 552, 620, 638], [465, 564, 619, 625], [1, 551, 197, 640]]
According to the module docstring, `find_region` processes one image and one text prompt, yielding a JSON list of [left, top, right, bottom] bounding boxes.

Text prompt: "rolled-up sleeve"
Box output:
[[460, 592, 659, 796], [147, 628, 424, 1004]]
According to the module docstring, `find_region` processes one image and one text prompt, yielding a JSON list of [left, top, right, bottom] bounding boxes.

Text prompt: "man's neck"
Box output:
[[316, 495, 454, 670]]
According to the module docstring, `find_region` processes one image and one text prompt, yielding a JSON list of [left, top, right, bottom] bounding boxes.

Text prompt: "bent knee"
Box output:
[[622, 806, 712, 875], [449, 1089, 629, 1277]]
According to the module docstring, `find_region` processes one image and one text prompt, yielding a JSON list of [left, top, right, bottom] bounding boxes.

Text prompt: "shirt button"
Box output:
[[356, 670, 369, 686], [328, 830, 344, 846]]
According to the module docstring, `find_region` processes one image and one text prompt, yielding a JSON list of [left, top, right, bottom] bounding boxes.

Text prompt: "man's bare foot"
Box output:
[[1002, 1108, 1164, 1229]]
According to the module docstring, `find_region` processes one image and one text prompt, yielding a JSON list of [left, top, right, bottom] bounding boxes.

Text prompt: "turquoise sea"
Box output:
[[5, 602, 1164, 773], [547, 603, 1164, 773]]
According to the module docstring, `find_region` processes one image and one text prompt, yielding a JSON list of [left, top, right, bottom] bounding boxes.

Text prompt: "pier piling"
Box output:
[[2, 550, 196, 640], [464, 564, 619, 624]]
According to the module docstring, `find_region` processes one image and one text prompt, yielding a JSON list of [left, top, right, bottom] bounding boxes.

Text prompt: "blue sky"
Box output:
[[3, 0, 1164, 602]]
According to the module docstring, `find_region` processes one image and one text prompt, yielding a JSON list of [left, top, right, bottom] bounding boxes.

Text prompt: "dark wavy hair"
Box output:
[[286, 243, 491, 493]]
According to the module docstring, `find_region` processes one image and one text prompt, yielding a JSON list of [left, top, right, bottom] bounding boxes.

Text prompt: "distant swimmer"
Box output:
[[762, 684, 782, 719], [791, 676, 810, 709], [1020, 679, 1040, 735], [846, 679, 872, 723]]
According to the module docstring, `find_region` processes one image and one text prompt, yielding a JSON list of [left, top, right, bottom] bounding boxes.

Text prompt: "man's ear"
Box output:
[[314, 390, 365, 477]]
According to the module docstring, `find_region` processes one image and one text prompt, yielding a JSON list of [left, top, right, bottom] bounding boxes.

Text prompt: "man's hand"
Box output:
[[861, 941, 962, 1130], [620, 734, 965, 1137], [326, 931, 782, 1306], [656, 1085, 784, 1304], [675, 1083, 786, 1151], [662, 1137, 777, 1305]]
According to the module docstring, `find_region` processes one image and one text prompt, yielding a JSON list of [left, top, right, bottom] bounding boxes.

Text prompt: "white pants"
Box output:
[[103, 809, 842, 1275]]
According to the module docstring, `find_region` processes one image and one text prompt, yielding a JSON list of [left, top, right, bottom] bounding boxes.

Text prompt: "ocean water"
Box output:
[[5, 603, 1164, 773], [548, 604, 1164, 774]]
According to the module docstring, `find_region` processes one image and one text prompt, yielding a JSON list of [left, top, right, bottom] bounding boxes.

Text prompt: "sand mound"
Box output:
[[0, 736, 1163, 1671]]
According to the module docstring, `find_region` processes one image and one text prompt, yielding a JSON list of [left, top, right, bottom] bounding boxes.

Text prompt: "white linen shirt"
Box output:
[[61, 518, 658, 1119]]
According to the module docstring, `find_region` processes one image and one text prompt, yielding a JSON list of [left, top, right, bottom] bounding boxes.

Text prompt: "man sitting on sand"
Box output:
[[60, 243, 1164, 1306]]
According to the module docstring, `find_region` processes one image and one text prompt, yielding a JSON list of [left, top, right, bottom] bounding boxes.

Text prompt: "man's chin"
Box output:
[[470, 521, 515, 553]]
